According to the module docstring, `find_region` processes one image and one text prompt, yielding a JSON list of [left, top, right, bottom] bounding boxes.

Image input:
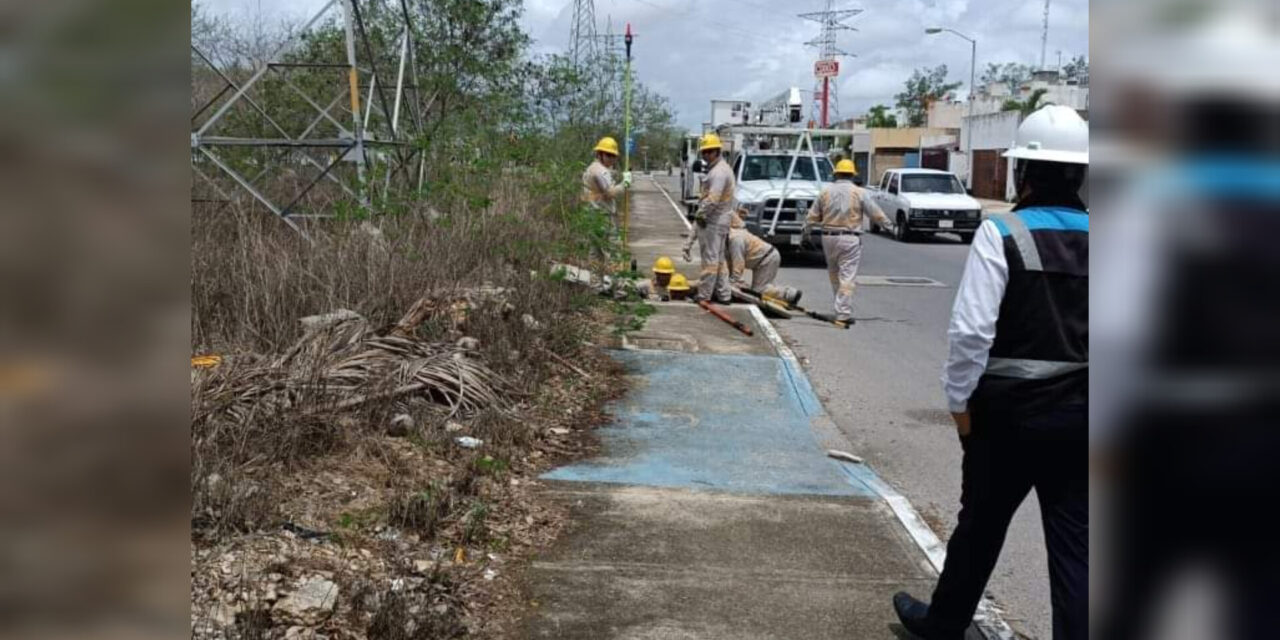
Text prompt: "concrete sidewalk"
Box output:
[[521, 178, 991, 639]]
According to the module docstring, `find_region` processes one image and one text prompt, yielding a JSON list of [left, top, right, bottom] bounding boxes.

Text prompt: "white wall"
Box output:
[[961, 110, 1022, 151], [921, 134, 957, 148], [1039, 84, 1090, 111], [948, 151, 969, 185], [851, 132, 871, 153], [927, 102, 966, 129]]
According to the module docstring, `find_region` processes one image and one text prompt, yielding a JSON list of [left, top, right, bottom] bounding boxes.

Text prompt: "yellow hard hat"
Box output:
[[667, 273, 691, 291], [652, 256, 676, 274], [698, 133, 723, 152], [593, 136, 620, 156], [834, 159, 857, 176]]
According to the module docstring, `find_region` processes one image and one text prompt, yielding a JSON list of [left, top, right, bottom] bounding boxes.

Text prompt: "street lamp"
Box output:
[[926, 27, 976, 191]]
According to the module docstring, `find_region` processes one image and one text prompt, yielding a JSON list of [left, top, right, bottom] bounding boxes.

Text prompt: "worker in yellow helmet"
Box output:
[[803, 158, 895, 324], [690, 132, 735, 304], [727, 211, 801, 305], [630, 255, 682, 301], [666, 273, 692, 301], [582, 136, 631, 237]]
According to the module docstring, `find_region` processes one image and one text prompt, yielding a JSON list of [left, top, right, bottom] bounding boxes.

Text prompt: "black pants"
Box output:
[[926, 406, 1088, 640]]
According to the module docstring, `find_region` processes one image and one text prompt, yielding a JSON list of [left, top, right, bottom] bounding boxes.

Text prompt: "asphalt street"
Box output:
[[770, 228, 1053, 640]]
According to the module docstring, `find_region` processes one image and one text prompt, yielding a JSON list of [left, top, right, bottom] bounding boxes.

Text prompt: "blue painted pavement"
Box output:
[[544, 349, 878, 496]]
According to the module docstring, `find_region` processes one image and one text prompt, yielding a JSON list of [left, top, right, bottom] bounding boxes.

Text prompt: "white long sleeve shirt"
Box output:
[[942, 219, 1008, 413]]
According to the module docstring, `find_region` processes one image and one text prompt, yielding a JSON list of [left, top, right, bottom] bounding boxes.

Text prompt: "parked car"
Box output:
[[870, 168, 983, 243]]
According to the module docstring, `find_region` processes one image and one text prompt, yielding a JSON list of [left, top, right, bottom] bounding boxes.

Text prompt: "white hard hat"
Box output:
[[1003, 105, 1089, 165]]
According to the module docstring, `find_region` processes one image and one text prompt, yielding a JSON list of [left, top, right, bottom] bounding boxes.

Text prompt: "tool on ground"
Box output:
[[698, 300, 753, 336], [744, 287, 851, 329], [731, 287, 793, 319], [827, 449, 864, 464]]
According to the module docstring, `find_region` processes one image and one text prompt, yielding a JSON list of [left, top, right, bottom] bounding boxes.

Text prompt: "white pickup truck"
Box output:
[[870, 168, 984, 243], [684, 149, 831, 248]]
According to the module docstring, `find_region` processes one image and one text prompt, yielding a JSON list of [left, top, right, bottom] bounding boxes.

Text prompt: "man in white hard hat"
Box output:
[[893, 105, 1089, 640]]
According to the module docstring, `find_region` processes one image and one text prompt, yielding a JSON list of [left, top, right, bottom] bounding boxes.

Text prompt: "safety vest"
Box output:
[[971, 207, 1088, 419]]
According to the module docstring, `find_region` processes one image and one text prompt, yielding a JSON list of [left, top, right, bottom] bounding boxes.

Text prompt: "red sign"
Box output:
[[814, 59, 840, 78]]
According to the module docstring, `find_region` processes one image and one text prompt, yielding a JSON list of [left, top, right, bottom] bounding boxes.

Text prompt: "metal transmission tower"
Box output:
[[799, 1, 862, 127], [569, 0, 599, 69], [191, 0, 424, 232]]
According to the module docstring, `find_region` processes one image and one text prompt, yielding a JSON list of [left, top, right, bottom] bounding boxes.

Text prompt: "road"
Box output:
[[770, 228, 1052, 639]]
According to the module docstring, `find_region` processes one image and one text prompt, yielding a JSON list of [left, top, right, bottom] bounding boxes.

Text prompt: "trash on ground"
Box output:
[[827, 449, 864, 464], [455, 436, 483, 449]]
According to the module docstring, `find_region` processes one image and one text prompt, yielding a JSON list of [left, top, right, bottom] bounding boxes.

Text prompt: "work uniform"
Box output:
[[933, 207, 1089, 640], [727, 227, 783, 297], [581, 159, 624, 232], [806, 179, 891, 320], [692, 156, 736, 302], [633, 278, 670, 301]]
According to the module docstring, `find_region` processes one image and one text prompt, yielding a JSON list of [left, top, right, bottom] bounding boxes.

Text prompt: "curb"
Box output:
[[648, 174, 693, 231], [746, 305, 1018, 640]]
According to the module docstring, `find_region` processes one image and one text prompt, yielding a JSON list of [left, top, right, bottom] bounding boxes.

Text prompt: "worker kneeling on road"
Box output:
[[582, 136, 632, 238], [803, 159, 894, 324], [689, 133, 735, 304], [893, 105, 1089, 640], [727, 212, 801, 305]]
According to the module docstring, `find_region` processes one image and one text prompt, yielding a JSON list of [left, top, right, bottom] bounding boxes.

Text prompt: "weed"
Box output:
[[461, 501, 490, 545]]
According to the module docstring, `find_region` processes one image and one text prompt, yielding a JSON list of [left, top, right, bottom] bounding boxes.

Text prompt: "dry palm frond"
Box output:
[[194, 315, 509, 425]]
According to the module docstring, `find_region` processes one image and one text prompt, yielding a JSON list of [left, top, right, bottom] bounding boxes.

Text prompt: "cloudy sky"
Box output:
[[199, 0, 1088, 131]]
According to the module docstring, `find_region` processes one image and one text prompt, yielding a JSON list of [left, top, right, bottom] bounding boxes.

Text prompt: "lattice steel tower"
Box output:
[[569, 0, 598, 70], [799, 1, 862, 127]]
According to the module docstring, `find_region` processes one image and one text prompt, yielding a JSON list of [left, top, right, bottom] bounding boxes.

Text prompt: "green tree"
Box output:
[[866, 104, 897, 128], [1062, 55, 1088, 80], [1001, 88, 1050, 116], [980, 62, 1032, 94], [190, 0, 681, 215], [894, 65, 961, 127]]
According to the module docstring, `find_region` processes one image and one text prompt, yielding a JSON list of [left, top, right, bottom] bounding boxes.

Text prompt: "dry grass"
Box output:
[[190, 173, 625, 637]]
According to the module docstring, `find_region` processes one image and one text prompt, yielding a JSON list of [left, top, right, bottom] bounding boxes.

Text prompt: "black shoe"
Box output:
[[892, 592, 935, 639]]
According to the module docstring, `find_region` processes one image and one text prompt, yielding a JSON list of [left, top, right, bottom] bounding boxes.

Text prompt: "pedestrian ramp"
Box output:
[[543, 349, 875, 497]]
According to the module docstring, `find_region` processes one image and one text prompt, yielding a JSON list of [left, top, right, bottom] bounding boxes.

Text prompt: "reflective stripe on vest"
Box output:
[[986, 357, 1087, 379], [994, 212, 1044, 271]]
